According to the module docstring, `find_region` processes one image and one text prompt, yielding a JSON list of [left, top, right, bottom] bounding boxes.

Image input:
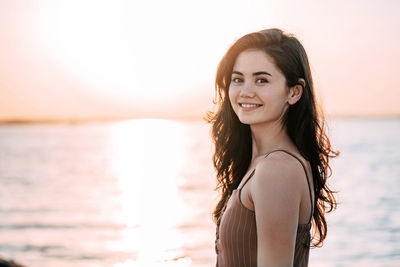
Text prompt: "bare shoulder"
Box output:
[[249, 151, 306, 262], [250, 151, 306, 195]]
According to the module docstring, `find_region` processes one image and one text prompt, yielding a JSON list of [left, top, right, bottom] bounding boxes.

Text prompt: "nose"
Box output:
[[239, 82, 255, 98]]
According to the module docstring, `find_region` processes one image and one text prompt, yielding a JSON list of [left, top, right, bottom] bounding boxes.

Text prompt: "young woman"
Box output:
[[207, 28, 338, 266]]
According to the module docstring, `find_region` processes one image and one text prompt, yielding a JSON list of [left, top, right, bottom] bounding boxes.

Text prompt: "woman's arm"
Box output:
[[250, 153, 304, 267]]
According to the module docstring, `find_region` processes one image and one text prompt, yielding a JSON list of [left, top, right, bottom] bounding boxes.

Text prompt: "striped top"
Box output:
[[215, 150, 314, 267]]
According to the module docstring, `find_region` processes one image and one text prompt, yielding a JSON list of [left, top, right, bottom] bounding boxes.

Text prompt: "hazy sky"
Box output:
[[0, 0, 399, 121]]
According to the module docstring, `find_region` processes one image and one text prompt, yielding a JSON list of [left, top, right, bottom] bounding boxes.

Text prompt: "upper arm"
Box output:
[[250, 153, 303, 266]]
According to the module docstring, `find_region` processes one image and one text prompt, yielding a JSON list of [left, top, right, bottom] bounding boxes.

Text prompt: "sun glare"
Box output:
[[34, 1, 213, 105], [28, 0, 264, 111], [107, 119, 190, 265]]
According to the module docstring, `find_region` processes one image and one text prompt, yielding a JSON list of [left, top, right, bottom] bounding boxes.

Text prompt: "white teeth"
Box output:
[[240, 103, 259, 108]]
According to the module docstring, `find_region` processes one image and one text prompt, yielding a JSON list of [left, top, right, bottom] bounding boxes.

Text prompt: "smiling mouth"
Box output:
[[239, 103, 263, 108]]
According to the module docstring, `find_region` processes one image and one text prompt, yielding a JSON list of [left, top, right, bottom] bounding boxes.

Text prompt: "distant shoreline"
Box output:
[[0, 114, 399, 125], [0, 116, 205, 125]]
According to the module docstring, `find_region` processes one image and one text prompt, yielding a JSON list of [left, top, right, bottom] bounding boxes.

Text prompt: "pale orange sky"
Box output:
[[0, 0, 399, 121]]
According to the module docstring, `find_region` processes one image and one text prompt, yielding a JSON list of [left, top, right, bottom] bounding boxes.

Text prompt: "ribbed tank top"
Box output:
[[215, 150, 314, 267]]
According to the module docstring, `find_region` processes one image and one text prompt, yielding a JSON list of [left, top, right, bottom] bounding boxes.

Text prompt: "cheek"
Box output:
[[228, 88, 240, 115], [228, 87, 236, 104]]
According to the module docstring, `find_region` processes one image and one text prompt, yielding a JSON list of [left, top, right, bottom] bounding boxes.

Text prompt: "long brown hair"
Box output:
[[206, 28, 339, 246]]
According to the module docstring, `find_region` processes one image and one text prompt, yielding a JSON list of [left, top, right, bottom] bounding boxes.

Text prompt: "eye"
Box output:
[[256, 78, 268, 84], [232, 77, 243, 83]]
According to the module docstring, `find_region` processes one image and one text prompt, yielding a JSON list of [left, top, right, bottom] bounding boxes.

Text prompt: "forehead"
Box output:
[[233, 49, 280, 74]]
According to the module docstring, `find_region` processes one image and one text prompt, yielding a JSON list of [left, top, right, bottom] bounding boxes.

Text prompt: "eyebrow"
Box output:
[[232, 70, 272, 76]]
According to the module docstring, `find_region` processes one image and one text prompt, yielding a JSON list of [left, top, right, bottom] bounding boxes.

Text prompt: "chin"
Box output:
[[238, 116, 274, 127], [237, 116, 259, 125]]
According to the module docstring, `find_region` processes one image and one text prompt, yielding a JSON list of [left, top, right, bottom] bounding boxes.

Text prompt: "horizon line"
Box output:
[[0, 113, 399, 125]]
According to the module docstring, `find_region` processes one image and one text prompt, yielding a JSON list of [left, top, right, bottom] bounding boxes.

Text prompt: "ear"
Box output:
[[288, 78, 305, 105]]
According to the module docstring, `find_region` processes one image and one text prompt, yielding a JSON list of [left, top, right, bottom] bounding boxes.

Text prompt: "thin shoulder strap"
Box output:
[[238, 149, 288, 190], [238, 149, 314, 221], [238, 169, 256, 190]]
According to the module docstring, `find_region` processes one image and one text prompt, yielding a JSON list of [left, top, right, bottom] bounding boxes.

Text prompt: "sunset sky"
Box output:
[[0, 0, 399, 121]]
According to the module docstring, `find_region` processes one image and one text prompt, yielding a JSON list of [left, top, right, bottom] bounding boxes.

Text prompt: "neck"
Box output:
[[250, 121, 294, 160]]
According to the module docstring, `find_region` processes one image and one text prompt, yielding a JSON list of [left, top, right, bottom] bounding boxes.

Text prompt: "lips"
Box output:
[[238, 102, 263, 111], [239, 103, 262, 108]]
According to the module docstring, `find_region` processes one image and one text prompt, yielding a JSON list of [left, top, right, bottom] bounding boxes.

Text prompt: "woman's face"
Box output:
[[228, 49, 291, 127]]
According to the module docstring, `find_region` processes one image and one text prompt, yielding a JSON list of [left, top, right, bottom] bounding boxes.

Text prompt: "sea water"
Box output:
[[0, 118, 399, 267]]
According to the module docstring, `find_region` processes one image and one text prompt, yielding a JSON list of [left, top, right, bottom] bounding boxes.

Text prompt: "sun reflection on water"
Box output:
[[107, 119, 190, 266]]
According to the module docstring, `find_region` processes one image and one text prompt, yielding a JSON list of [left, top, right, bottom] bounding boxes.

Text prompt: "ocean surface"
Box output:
[[0, 118, 399, 267]]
